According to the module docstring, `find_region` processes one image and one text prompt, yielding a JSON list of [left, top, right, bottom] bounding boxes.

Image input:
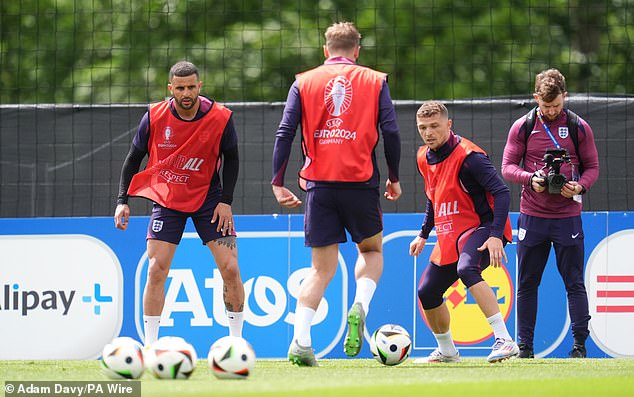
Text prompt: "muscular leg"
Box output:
[[468, 280, 514, 343], [455, 228, 499, 318], [469, 281, 501, 318], [298, 244, 339, 310], [418, 263, 459, 359], [342, 232, 384, 357], [142, 239, 177, 345], [417, 301, 460, 362], [207, 236, 244, 312], [456, 227, 515, 353], [419, 262, 457, 333], [352, 232, 383, 313], [287, 245, 338, 366], [355, 231, 383, 282], [422, 302, 458, 360], [144, 239, 178, 316], [292, 243, 339, 349], [424, 302, 451, 333]]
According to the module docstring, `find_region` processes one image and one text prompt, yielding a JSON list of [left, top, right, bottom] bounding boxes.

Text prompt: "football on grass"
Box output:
[[148, 336, 197, 379], [101, 336, 145, 379], [369, 324, 412, 366], [208, 336, 256, 379]]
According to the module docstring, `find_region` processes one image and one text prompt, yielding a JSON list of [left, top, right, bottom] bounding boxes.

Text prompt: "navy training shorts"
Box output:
[[304, 187, 382, 247], [146, 189, 236, 245]]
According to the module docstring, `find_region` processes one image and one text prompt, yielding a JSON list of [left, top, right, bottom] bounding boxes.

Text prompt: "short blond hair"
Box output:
[[416, 101, 449, 119], [325, 22, 361, 53]]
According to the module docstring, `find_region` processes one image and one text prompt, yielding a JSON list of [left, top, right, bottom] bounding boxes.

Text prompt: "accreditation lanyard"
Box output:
[[535, 109, 562, 149], [536, 109, 579, 183]]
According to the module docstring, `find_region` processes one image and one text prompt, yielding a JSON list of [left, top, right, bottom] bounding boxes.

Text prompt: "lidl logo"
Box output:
[[419, 265, 514, 344]]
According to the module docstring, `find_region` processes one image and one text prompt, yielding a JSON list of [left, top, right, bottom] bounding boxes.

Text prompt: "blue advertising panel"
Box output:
[[132, 216, 347, 359], [1, 212, 633, 359]]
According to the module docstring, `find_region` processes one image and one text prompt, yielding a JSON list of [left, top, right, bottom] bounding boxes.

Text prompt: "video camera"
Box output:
[[540, 148, 571, 194]]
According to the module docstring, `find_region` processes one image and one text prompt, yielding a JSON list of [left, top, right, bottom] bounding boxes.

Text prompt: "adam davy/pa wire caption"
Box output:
[[4, 381, 140, 397]]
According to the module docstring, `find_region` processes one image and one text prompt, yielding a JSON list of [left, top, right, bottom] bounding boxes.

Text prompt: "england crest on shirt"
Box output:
[[558, 126, 569, 139], [152, 220, 163, 232]]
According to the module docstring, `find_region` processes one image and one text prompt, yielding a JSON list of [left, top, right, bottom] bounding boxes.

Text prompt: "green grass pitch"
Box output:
[[2, 358, 634, 397]]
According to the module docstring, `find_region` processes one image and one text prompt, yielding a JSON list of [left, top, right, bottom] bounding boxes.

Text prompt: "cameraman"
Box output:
[[501, 68, 599, 358]]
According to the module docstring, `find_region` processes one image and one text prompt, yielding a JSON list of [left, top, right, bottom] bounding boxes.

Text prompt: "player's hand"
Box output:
[[384, 180, 402, 201], [114, 204, 130, 230], [561, 181, 583, 199], [211, 202, 234, 236], [477, 236, 507, 268], [409, 236, 426, 257], [531, 170, 546, 193], [272, 185, 302, 208]]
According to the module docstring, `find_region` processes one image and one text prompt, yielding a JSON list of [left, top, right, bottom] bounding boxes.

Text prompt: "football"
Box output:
[[369, 324, 412, 366], [100, 336, 145, 379], [148, 336, 198, 379], [208, 336, 256, 379]]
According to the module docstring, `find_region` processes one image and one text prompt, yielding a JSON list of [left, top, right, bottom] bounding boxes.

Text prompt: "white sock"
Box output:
[[353, 277, 377, 316], [433, 330, 458, 356], [143, 315, 161, 346], [226, 311, 244, 338], [293, 306, 316, 347], [487, 312, 512, 341]]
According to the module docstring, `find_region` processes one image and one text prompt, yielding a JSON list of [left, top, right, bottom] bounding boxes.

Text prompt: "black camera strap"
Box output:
[[521, 107, 583, 174]]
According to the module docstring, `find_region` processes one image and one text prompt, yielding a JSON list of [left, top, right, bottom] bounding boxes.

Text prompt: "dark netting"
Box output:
[[1, 96, 631, 217]]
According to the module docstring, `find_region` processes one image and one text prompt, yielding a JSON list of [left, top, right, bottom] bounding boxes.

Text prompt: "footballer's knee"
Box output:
[[418, 284, 443, 310], [457, 266, 482, 287], [304, 264, 337, 288], [147, 257, 171, 284], [218, 259, 241, 283]]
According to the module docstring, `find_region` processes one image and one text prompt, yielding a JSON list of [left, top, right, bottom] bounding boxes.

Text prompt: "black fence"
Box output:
[[1, 96, 632, 218]]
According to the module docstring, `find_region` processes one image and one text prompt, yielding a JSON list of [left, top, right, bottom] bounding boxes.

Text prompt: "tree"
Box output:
[[1, 0, 632, 104]]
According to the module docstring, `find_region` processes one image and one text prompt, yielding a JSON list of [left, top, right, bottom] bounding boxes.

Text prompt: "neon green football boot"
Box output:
[[343, 302, 366, 357]]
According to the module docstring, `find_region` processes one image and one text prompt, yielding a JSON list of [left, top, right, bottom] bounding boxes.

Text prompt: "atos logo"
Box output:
[[419, 265, 514, 344], [135, 231, 347, 359], [82, 284, 113, 315]]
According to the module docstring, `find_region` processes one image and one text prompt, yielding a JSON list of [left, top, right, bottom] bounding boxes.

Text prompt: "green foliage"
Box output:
[[1, 0, 632, 103]]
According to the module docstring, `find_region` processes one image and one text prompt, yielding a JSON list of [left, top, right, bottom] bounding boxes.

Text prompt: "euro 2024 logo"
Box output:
[[324, 76, 352, 117]]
